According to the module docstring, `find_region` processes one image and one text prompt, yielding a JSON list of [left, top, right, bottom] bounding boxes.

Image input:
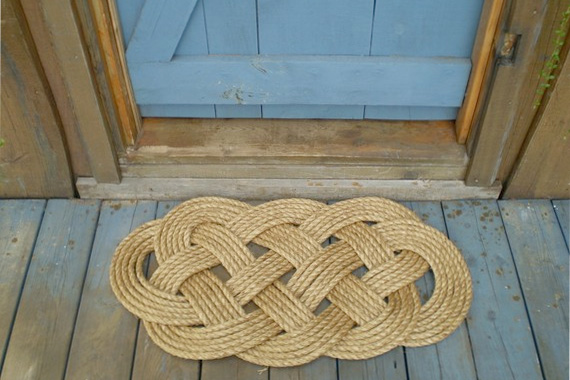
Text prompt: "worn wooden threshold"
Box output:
[[77, 178, 501, 200], [120, 118, 469, 180]]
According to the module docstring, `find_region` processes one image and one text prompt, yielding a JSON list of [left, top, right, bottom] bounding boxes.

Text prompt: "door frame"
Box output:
[[17, 0, 566, 199]]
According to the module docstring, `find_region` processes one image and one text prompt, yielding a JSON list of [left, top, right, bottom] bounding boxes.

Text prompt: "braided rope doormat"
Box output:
[[110, 197, 472, 367]]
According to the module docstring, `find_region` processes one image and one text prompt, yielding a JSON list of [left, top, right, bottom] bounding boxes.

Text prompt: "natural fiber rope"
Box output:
[[110, 197, 472, 367]]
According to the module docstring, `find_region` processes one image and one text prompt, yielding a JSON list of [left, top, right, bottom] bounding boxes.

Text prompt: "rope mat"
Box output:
[[110, 197, 472, 367]]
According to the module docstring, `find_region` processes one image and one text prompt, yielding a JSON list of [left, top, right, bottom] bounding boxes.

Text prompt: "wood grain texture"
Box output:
[[20, 0, 121, 183], [404, 202, 477, 380], [126, 0, 198, 62], [1, 0, 74, 197], [503, 45, 570, 198], [553, 200, 569, 249], [338, 349, 405, 380], [443, 200, 543, 380], [130, 201, 201, 380], [73, 0, 128, 152], [467, 0, 569, 186], [499, 200, 569, 380], [17, 0, 90, 177], [271, 357, 336, 380], [201, 357, 268, 380], [76, 177, 501, 201], [132, 119, 467, 166], [456, 0, 505, 143], [129, 55, 470, 106], [0, 200, 45, 368], [1, 200, 100, 380], [64, 201, 157, 379], [120, 163, 466, 181], [79, 0, 142, 146]]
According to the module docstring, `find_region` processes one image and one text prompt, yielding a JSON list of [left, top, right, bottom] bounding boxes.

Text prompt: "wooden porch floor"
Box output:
[[0, 199, 568, 380]]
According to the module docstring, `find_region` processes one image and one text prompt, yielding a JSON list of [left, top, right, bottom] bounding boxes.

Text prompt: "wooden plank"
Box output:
[[371, 0, 483, 57], [466, 1, 569, 186], [73, 0, 129, 151], [257, 0, 373, 118], [77, 0, 142, 146], [553, 200, 569, 250], [503, 46, 570, 198], [130, 201, 201, 380], [121, 163, 466, 181], [115, 0, 146, 44], [129, 55, 470, 106], [0, 200, 46, 368], [20, 0, 121, 183], [143, 0, 215, 117], [77, 177, 501, 201], [262, 105, 363, 120], [1, 200, 100, 380], [271, 357, 337, 380], [200, 0, 262, 118], [139, 104, 215, 118], [65, 201, 157, 379], [365, 106, 458, 120], [1, 0, 74, 197], [216, 105, 262, 118], [404, 202, 477, 380], [126, 0, 198, 62], [258, 0, 374, 55], [338, 349, 405, 380], [456, 0, 506, 143], [200, 357, 267, 380], [443, 200, 544, 380], [17, 0, 91, 177], [132, 119, 467, 166], [499, 200, 569, 380]]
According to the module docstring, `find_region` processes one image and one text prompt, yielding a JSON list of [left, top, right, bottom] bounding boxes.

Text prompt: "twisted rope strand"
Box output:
[[110, 197, 472, 367]]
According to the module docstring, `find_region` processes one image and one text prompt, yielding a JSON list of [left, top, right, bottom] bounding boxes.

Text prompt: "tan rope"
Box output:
[[110, 197, 472, 367]]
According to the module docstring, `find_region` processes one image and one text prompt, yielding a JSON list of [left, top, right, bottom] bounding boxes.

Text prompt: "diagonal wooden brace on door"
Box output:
[[126, 0, 199, 62]]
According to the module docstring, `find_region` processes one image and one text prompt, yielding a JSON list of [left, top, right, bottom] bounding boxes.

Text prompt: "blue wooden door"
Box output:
[[117, 0, 483, 120]]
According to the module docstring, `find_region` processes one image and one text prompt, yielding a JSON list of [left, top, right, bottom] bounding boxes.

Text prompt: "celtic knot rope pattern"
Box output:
[[110, 197, 472, 367]]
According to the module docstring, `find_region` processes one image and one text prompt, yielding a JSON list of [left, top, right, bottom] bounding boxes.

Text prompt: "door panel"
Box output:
[[117, 0, 483, 120]]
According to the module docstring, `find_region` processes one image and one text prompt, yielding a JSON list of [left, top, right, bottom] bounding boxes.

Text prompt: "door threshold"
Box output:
[[77, 177, 501, 201]]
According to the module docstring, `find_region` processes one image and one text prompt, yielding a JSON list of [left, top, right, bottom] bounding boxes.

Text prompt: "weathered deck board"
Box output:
[[64, 201, 157, 379], [405, 202, 477, 380], [0, 199, 568, 380], [130, 202, 201, 380], [499, 200, 569, 380], [443, 200, 543, 380], [553, 200, 569, 249], [1, 200, 100, 380], [0, 200, 46, 368]]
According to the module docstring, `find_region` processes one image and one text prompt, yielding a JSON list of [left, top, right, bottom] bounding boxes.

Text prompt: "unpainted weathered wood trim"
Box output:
[[77, 177, 501, 201], [120, 163, 467, 181], [20, 0, 121, 183], [503, 43, 570, 198], [455, 0, 506, 143], [466, 0, 569, 186], [128, 118, 467, 166], [81, 0, 142, 146], [1, 0, 74, 197]]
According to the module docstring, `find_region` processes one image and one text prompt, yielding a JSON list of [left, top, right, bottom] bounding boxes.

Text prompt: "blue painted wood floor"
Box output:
[[0, 199, 568, 380]]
